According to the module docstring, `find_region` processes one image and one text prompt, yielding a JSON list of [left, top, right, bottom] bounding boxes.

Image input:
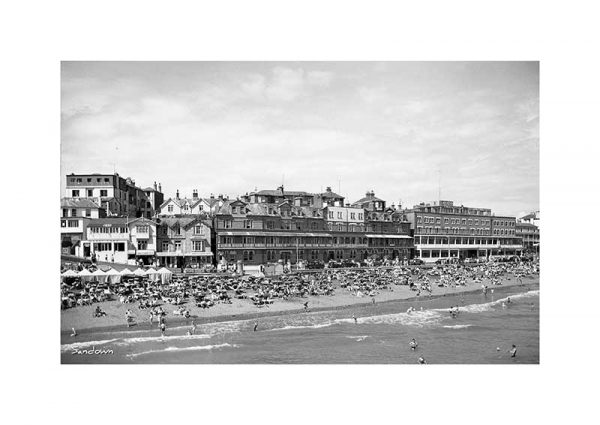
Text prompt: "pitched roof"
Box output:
[[61, 198, 101, 209], [251, 189, 310, 197], [318, 190, 343, 199], [352, 195, 385, 205]]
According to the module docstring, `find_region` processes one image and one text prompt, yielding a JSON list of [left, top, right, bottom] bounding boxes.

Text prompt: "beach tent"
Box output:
[[145, 267, 159, 282], [157, 267, 173, 284], [133, 268, 147, 276], [78, 268, 93, 282], [105, 268, 122, 285], [120, 268, 134, 276], [91, 269, 107, 284], [61, 269, 78, 283]]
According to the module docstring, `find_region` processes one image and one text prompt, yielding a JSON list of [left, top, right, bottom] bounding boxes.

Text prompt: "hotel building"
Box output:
[[405, 200, 523, 262]]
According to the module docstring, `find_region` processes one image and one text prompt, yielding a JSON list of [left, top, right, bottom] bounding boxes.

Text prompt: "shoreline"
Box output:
[[61, 275, 538, 335]]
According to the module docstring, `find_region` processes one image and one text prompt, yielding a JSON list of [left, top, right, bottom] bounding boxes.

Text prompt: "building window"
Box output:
[[136, 225, 149, 233], [70, 208, 77, 217], [194, 225, 202, 234], [350, 212, 356, 220], [138, 240, 148, 250], [100, 189, 108, 197], [67, 220, 79, 227], [167, 205, 174, 212], [174, 241, 181, 251], [62, 209, 68, 218], [328, 211, 334, 219], [85, 209, 91, 217], [71, 190, 80, 197], [174, 225, 181, 235], [162, 242, 169, 251], [104, 178, 109, 183], [86, 189, 93, 197], [193, 241, 204, 251]]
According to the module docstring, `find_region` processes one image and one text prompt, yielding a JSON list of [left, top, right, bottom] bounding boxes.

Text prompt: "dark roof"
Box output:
[[61, 198, 101, 209], [87, 217, 129, 226], [252, 189, 310, 197], [352, 195, 384, 205], [318, 190, 343, 199]]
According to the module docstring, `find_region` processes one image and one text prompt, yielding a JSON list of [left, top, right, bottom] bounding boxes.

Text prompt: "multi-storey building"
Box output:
[[156, 216, 213, 269], [64, 172, 163, 218], [84, 217, 158, 265], [60, 198, 106, 255], [159, 190, 223, 216], [143, 182, 165, 216], [242, 186, 345, 208], [405, 200, 523, 262], [214, 188, 413, 266], [516, 221, 540, 253]]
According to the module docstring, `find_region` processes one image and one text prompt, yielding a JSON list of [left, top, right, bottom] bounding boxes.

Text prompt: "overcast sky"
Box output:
[[61, 61, 538, 217]]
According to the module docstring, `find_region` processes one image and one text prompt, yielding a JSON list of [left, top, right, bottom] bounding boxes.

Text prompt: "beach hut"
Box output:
[[145, 267, 159, 283], [78, 268, 93, 282], [91, 268, 107, 284], [133, 268, 147, 276], [61, 269, 79, 284], [120, 268, 134, 276], [157, 267, 173, 284], [105, 268, 122, 285]]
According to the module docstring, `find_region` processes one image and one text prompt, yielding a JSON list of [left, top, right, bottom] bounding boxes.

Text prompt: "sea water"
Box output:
[[62, 284, 539, 364]]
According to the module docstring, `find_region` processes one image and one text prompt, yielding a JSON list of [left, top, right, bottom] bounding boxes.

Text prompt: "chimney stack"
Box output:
[[176, 190, 180, 199], [210, 193, 215, 199], [158, 183, 162, 193], [326, 186, 332, 193], [153, 181, 157, 191], [193, 189, 198, 199]]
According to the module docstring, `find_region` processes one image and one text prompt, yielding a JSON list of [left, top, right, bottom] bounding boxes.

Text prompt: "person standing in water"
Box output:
[[509, 344, 517, 357], [353, 314, 357, 324], [70, 327, 77, 337], [160, 322, 166, 337], [418, 356, 427, 364], [410, 338, 418, 350], [253, 321, 259, 332], [303, 301, 309, 312], [191, 320, 197, 335]]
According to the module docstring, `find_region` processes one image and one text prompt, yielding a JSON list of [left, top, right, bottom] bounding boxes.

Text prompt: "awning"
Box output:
[[127, 249, 156, 255], [219, 231, 333, 237], [366, 234, 412, 239], [157, 252, 213, 257]]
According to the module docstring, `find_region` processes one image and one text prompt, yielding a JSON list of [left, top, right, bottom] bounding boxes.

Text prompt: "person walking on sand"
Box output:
[[303, 301, 309, 312]]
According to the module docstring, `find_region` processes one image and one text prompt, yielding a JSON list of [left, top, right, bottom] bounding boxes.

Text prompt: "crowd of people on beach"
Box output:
[[61, 260, 539, 329]]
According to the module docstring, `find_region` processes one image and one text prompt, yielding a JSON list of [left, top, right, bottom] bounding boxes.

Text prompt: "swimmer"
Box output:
[[530, 302, 535, 310], [191, 320, 197, 335], [70, 327, 77, 337], [496, 347, 500, 352], [253, 321, 259, 332], [353, 314, 357, 324], [160, 322, 166, 337], [506, 297, 512, 304], [186, 330, 192, 336], [509, 344, 517, 357], [409, 338, 418, 350], [418, 356, 427, 364], [502, 302, 507, 309]]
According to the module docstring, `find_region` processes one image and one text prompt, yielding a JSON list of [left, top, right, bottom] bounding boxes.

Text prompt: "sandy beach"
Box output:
[[61, 271, 538, 334]]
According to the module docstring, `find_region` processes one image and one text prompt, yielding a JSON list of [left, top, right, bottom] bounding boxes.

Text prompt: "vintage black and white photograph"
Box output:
[[60, 61, 539, 364]]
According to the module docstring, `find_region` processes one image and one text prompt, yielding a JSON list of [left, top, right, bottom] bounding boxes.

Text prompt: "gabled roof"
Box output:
[[87, 217, 129, 226], [160, 197, 204, 209], [159, 216, 208, 229], [61, 198, 101, 209], [318, 190, 344, 199]]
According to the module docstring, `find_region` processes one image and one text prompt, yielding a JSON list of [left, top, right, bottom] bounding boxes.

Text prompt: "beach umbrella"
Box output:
[[157, 267, 173, 284], [61, 269, 78, 277], [133, 268, 147, 276], [120, 268, 134, 276]]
